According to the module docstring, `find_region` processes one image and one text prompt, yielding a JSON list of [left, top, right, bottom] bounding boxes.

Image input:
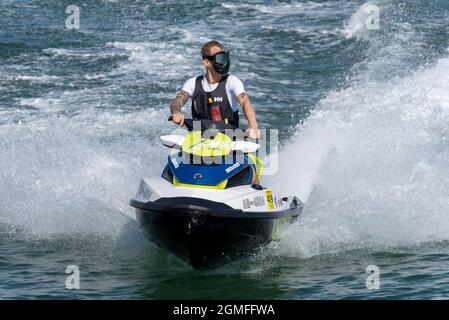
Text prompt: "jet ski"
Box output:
[[129, 117, 304, 270]]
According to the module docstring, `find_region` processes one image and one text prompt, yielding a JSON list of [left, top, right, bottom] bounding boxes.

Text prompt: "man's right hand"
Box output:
[[172, 112, 185, 126]]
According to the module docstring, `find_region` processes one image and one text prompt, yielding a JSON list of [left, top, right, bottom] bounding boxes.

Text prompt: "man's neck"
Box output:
[[205, 69, 224, 85]]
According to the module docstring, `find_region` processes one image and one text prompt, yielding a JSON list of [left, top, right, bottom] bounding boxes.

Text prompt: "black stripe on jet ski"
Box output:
[[129, 197, 303, 219]]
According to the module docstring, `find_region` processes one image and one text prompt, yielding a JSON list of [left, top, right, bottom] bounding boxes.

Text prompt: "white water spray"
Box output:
[[274, 53, 449, 258]]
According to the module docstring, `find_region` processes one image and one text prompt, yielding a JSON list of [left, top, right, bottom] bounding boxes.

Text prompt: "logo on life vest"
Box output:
[[214, 97, 223, 103]]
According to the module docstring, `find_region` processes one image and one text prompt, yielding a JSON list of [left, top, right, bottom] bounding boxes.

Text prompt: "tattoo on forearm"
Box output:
[[170, 91, 190, 114], [238, 92, 247, 100], [238, 92, 250, 108]]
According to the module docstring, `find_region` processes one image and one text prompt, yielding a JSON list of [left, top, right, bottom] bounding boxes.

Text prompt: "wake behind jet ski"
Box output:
[[129, 117, 304, 270]]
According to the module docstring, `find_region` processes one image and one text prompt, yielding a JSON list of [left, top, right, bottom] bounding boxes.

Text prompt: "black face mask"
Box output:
[[203, 51, 230, 75]]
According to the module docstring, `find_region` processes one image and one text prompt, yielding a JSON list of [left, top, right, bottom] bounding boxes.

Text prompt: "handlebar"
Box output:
[[168, 116, 237, 133], [168, 115, 194, 130]]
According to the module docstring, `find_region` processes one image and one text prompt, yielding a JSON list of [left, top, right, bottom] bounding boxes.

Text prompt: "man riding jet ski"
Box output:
[[129, 41, 303, 269], [170, 40, 260, 182], [170, 41, 260, 136]]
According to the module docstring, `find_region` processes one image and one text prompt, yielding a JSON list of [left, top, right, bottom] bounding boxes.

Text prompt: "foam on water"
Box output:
[[343, 2, 380, 40], [273, 48, 449, 258], [15, 75, 61, 83], [107, 41, 198, 78], [0, 107, 168, 236], [253, 1, 449, 260], [220, 1, 341, 16]]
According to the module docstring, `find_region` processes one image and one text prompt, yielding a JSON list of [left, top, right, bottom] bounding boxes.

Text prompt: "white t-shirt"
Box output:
[[181, 74, 245, 112]]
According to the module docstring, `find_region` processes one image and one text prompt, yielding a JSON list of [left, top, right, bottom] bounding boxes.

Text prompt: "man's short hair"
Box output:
[[201, 40, 224, 57]]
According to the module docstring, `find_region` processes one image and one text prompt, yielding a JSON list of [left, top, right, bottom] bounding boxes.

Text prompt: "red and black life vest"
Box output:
[[191, 75, 239, 127]]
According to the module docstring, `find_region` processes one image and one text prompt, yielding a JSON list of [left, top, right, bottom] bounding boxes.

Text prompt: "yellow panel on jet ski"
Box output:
[[182, 131, 232, 157], [173, 175, 228, 189]]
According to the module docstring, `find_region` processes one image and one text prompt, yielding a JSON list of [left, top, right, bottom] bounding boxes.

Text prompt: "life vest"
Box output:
[[191, 75, 239, 127]]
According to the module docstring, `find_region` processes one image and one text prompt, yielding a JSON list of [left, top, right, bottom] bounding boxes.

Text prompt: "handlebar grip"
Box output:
[[168, 115, 193, 130], [183, 119, 193, 131]]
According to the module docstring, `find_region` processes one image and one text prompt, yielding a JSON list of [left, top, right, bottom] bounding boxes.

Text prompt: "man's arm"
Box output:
[[237, 92, 260, 139], [170, 90, 190, 126]]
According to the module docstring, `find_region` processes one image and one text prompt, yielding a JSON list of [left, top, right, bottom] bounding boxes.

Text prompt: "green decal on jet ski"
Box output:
[[247, 153, 264, 179], [173, 175, 228, 189], [182, 131, 232, 157], [272, 216, 292, 241]]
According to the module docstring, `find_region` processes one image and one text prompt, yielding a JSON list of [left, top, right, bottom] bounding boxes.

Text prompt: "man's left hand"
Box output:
[[246, 127, 261, 140]]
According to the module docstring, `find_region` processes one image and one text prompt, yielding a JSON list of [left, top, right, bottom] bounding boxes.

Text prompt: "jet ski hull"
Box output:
[[130, 197, 302, 270]]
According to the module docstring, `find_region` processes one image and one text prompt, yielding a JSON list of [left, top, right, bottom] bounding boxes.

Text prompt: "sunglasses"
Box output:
[[203, 51, 230, 65]]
